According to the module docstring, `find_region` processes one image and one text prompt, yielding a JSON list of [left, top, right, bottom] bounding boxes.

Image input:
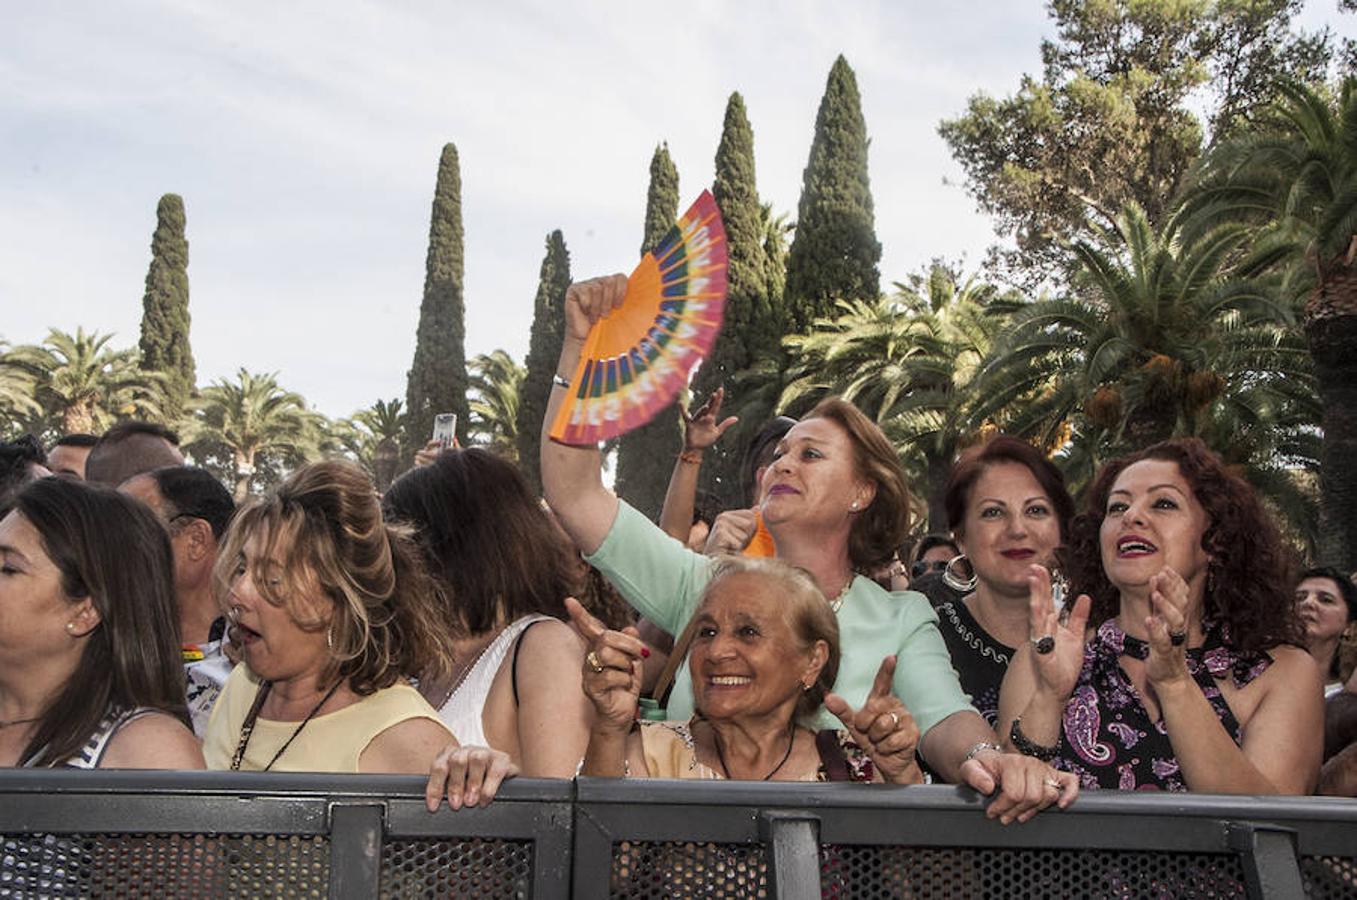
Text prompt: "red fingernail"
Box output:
[[641, 647, 650, 658]]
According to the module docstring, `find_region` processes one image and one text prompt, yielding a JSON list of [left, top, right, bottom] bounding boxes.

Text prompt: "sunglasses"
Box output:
[[910, 559, 949, 579]]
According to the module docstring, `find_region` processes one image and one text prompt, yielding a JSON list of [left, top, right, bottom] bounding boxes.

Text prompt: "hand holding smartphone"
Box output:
[[432, 413, 458, 450]]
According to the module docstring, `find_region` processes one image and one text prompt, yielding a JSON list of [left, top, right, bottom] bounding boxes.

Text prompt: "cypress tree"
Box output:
[[691, 92, 776, 509], [613, 143, 683, 520], [138, 193, 194, 422], [404, 143, 471, 456], [784, 55, 881, 332], [516, 229, 572, 495]]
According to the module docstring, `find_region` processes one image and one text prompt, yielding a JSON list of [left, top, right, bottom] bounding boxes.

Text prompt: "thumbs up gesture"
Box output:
[[566, 596, 649, 734], [823, 655, 922, 785]]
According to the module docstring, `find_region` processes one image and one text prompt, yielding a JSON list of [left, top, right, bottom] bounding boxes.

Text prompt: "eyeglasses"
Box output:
[[910, 559, 949, 579]]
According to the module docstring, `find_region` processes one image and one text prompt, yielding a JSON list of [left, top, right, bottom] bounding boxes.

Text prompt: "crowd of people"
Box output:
[[1, 273, 1355, 819]]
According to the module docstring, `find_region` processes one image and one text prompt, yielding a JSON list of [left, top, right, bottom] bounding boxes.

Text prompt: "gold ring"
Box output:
[[586, 650, 604, 674]]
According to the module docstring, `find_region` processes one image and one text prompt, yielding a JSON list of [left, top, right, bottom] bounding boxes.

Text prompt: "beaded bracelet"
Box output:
[[1009, 716, 1059, 762]]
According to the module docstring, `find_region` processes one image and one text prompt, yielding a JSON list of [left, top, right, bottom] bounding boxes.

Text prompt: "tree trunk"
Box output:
[[924, 449, 952, 534], [1306, 267, 1357, 571], [373, 438, 399, 492], [233, 449, 254, 502], [63, 399, 95, 436]]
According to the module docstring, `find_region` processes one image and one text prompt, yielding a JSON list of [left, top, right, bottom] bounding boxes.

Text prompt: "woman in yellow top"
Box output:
[[203, 461, 514, 810]]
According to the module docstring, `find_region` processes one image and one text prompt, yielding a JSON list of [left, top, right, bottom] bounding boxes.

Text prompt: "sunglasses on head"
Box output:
[[910, 559, 949, 578]]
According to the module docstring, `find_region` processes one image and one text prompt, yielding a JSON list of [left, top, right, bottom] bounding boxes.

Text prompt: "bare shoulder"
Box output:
[[1262, 645, 1323, 692], [519, 618, 585, 658], [101, 712, 205, 770], [360, 716, 455, 774]]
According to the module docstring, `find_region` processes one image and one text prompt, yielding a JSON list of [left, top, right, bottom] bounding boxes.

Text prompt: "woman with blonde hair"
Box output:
[[203, 461, 515, 805]]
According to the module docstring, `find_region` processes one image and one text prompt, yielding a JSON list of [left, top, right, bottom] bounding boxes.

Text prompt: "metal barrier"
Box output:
[[2, 770, 1355, 898]]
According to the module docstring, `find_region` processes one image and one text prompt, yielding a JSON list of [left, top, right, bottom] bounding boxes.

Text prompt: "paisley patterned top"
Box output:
[[1054, 617, 1272, 791]]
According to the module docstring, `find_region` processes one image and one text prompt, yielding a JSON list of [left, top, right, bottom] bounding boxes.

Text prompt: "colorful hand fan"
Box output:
[[549, 190, 728, 445]]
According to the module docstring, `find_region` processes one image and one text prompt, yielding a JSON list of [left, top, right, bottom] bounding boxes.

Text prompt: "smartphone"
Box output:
[[432, 413, 458, 449]]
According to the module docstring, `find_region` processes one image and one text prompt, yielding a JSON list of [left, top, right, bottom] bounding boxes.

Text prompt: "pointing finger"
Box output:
[[868, 655, 897, 700], [564, 596, 607, 641]]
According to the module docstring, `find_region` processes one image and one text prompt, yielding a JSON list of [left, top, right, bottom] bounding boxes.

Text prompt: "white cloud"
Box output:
[[2, 0, 1344, 417]]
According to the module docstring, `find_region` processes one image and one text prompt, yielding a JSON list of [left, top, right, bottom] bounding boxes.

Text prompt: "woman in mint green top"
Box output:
[[543, 273, 1079, 823]]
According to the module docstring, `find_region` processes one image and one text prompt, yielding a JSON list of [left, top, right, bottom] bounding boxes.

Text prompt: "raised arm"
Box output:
[[541, 275, 627, 555], [658, 388, 737, 543], [997, 565, 1090, 754], [1143, 568, 1320, 794]]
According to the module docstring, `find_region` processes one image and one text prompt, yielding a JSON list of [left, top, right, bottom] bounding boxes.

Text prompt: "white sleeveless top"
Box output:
[[436, 614, 553, 747]]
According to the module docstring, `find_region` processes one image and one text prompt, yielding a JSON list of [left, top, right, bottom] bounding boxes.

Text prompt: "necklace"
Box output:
[[230, 679, 343, 772], [706, 718, 797, 781], [437, 631, 500, 708], [0, 716, 40, 729], [830, 575, 855, 614]]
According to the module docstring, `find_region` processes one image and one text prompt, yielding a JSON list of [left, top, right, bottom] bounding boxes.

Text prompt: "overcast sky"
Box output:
[[2, 1, 1350, 419]]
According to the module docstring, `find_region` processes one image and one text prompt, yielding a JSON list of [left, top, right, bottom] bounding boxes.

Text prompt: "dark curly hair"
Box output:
[[1066, 437, 1301, 655]]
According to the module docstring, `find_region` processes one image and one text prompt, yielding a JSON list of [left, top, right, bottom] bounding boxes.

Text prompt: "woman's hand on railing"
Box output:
[[425, 744, 519, 812], [960, 748, 1079, 824], [566, 596, 647, 734], [824, 655, 922, 785]]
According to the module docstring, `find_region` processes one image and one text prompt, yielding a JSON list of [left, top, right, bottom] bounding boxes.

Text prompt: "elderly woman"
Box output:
[[0, 478, 202, 769], [203, 461, 514, 809], [1295, 566, 1356, 697], [930, 437, 1075, 726], [1000, 438, 1322, 793], [574, 557, 921, 782], [383, 448, 593, 778], [544, 274, 1077, 822]]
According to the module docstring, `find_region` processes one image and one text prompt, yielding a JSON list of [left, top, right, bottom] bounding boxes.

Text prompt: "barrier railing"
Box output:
[[1, 770, 1355, 898]]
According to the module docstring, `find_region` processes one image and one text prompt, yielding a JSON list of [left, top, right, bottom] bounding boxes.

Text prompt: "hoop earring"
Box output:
[[326, 623, 335, 653], [942, 555, 978, 593]]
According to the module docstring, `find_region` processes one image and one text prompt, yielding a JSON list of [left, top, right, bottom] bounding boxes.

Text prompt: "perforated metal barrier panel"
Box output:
[[0, 772, 1353, 899]]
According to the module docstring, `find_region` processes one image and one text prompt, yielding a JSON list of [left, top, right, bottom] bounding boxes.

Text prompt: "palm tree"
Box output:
[[335, 398, 404, 491], [0, 341, 41, 437], [466, 349, 524, 459], [1180, 78, 1357, 567], [779, 266, 1009, 529], [6, 328, 165, 435], [189, 369, 323, 500], [977, 203, 1306, 452]]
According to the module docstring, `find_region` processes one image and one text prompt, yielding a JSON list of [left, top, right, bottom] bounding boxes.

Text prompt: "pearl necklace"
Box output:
[[830, 575, 855, 614]]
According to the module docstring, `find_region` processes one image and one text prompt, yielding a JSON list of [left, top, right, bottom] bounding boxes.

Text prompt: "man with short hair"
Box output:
[[120, 465, 235, 735], [85, 420, 184, 486], [0, 434, 50, 507], [45, 433, 98, 480]]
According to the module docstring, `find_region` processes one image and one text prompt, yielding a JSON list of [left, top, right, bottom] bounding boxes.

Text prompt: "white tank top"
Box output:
[[436, 614, 553, 747]]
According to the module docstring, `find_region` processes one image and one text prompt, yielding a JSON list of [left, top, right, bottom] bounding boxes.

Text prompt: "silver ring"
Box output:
[[1032, 635, 1055, 655], [1169, 630, 1188, 647], [228, 605, 242, 621], [888, 712, 901, 730], [1044, 778, 1062, 790]]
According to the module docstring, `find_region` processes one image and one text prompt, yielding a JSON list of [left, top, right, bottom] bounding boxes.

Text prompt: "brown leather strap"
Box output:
[[651, 615, 702, 706]]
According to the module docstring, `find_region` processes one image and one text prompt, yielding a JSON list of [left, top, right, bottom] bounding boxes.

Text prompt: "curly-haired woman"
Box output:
[[999, 438, 1322, 793]]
